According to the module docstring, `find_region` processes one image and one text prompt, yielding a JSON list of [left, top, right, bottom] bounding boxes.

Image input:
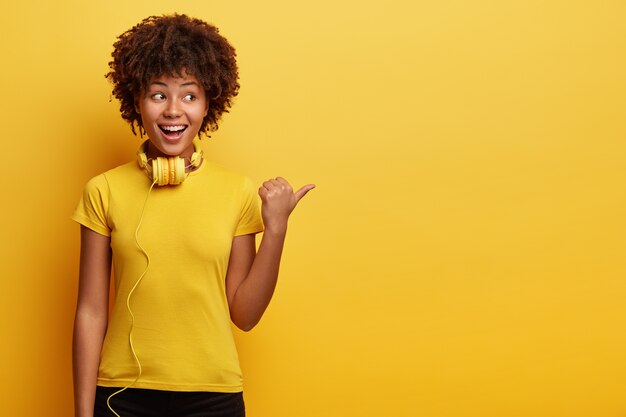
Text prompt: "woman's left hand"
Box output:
[[259, 177, 315, 233]]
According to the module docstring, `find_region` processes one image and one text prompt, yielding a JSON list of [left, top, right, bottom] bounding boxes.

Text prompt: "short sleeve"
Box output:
[[72, 174, 112, 237], [234, 177, 264, 236]]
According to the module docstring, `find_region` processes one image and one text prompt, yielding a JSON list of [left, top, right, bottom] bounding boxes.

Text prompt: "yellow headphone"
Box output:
[[136, 139, 203, 186]]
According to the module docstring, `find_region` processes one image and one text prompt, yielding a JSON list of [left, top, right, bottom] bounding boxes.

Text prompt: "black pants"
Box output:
[[94, 386, 245, 417]]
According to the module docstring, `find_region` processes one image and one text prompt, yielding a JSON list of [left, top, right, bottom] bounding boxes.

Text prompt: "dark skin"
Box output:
[[78, 14, 313, 415]]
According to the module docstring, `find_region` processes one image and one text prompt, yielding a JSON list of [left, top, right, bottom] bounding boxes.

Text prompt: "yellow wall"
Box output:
[[1, 1, 625, 416]]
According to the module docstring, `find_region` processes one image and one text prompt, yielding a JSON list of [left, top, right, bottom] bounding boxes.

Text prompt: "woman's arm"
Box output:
[[73, 226, 111, 417], [226, 177, 314, 331]]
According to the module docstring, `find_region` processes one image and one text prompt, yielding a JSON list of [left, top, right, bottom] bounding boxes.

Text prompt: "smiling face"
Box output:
[[137, 72, 208, 164]]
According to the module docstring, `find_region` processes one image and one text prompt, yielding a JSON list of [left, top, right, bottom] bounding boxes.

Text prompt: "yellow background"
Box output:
[[1, 1, 625, 416]]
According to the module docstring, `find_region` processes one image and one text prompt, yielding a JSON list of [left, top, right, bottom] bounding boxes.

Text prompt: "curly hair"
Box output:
[[106, 14, 239, 136]]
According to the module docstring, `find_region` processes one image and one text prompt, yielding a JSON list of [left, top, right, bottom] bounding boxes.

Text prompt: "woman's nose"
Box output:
[[164, 100, 182, 118]]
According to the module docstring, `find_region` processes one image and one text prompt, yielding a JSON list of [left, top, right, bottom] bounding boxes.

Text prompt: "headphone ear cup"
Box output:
[[172, 157, 186, 185], [137, 152, 148, 169], [168, 158, 175, 185], [153, 156, 186, 185], [137, 141, 149, 170], [189, 139, 203, 168], [153, 157, 167, 186], [138, 141, 191, 186]]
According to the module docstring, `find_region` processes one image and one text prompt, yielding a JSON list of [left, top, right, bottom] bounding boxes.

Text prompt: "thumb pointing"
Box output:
[[294, 184, 316, 202]]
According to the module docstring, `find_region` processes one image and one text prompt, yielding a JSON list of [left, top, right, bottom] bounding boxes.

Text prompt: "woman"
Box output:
[[72, 14, 313, 417]]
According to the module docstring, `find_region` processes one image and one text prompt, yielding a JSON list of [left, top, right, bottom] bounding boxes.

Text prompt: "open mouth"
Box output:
[[159, 124, 188, 139]]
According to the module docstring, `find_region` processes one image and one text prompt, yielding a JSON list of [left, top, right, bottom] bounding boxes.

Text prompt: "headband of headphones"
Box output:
[[136, 139, 203, 186]]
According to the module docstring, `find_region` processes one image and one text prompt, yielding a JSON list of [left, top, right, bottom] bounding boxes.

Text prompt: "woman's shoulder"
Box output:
[[80, 161, 143, 192], [98, 161, 145, 185], [200, 161, 255, 187], [102, 160, 142, 179]]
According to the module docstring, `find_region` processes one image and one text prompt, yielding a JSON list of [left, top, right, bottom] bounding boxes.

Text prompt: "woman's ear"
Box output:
[[135, 97, 142, 114]]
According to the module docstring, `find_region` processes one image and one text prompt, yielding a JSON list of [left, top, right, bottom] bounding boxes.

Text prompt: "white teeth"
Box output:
[[161, 125, 186, 132]]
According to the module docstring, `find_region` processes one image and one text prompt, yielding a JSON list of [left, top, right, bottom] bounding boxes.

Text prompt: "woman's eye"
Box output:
[[183, 94, 196, 101], [151, 93, 166, 100]]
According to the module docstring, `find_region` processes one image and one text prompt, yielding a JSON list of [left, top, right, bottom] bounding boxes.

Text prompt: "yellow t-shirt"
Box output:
[[72, 160, 263, 392]]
